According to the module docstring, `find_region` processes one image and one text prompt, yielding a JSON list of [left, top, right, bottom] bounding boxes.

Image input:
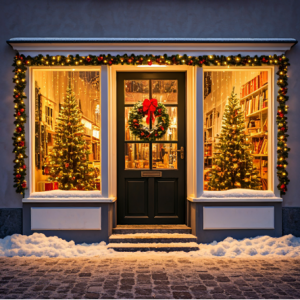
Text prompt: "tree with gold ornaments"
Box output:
[[43, 88, 96, 190], [208, 88, 262, 191]]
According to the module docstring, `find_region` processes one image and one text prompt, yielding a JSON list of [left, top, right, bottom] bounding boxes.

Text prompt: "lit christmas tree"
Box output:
[[44, 88, 96, 190], [208, 88, 262, 191]]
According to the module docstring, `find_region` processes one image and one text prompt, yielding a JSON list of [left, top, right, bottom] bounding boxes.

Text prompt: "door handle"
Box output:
[[172, 146, 184, 159]]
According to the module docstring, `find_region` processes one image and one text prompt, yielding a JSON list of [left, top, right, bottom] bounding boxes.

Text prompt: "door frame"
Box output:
[[116, 71, 187, 224], [107, 65, 198, 209]]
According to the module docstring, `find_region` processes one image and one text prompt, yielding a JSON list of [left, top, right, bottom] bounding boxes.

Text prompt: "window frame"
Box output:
[[200, 66, 279, 197], [28, 66, 102, 196]]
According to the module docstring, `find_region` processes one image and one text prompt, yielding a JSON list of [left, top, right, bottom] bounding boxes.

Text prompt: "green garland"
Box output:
[[128, 101, 170, 141], [12, 53, 290, 196]]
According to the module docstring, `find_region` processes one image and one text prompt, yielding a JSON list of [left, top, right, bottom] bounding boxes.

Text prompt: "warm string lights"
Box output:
[[12, 53, 290, 196]]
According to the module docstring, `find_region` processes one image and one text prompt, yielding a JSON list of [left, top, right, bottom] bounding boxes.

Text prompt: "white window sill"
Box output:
[[187, 189, 282, 203], [23, 190, 116, 203]]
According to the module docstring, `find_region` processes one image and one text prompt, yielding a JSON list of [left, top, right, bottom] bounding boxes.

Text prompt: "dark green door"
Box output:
[[117, 72, 185, 224]]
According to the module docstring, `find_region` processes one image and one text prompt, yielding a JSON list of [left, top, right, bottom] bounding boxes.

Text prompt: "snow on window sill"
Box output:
[[23, 190, 116, 203], [188, 189, 282, 202]]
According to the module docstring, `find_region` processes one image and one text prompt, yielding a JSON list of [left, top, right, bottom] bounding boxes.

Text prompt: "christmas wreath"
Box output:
[[128, 98, 170, 141]]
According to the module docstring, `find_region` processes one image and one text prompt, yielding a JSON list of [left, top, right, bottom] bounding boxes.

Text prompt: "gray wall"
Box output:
[[0, 0, 300, 208]]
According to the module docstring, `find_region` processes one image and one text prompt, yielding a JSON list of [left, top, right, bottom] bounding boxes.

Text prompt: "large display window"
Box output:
[[33, 70, 101, 192], [203, 70, 271, 191]]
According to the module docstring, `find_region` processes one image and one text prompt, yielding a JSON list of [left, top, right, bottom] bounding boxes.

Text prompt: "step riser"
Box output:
[[109, 238, 197, 243], [109, 247, 199, 252], [112, 229, 191, 234]]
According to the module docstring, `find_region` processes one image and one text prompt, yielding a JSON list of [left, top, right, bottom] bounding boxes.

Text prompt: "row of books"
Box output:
[[245, 90, 268, 116], [240, 71, 268, 98], [206, 115, 214, 127], [253, 137, 268, 155]]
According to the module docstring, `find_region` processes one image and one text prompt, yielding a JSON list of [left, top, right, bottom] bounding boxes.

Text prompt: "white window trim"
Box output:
[[24, 66, 116, 203], [189, 65, 282, 202], [23, 64, 282, 203]]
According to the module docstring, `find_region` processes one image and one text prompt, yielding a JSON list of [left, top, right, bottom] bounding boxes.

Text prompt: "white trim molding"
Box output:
[[203, 206, 274, 230], [7, 37, 297, 56], [31, 207, 102, 230]]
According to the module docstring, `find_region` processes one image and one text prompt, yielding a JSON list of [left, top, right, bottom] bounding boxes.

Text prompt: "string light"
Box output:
[[11, 53, 290, 195]]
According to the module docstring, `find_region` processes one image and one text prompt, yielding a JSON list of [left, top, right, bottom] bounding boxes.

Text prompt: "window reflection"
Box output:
[[152, 143, 177, 169], [125, 143, 149, 169], [124, 80, 149, 104], [152, 80, 177, 104]]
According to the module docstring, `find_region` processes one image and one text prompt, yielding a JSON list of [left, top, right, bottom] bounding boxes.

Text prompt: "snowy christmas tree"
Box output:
[[44, 88, 96, 190], [208, 88, 262, 191]]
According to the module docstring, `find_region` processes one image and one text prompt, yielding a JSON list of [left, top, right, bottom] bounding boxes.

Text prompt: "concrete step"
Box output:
[[112, 225, 192, 234], [109, 233, 197, 244], [108, 242, 200, 252]]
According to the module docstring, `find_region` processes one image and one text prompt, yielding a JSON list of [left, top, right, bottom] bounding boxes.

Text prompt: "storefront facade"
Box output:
[[1, 1, 300, 245], [1, 37, 295, 244]]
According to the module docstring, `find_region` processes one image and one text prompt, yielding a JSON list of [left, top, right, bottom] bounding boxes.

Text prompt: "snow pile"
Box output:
[[0, 233, 299, 258], [0, 233, 114, 258], [201, 189, 276, 198], [196, 235, 300, 258]]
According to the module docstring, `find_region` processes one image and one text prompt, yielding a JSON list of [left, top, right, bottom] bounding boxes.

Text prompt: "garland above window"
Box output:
[[12, 53, 289, 196]]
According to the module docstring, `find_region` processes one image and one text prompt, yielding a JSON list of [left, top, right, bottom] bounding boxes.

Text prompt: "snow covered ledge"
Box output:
[[22, 190, 116, 203], [187, 189, 282, 202]]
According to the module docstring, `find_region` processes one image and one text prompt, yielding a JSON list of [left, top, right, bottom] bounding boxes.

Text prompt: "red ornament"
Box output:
[[128, 59, 132, 63], [281, 127, 285, 131], [278, 112, 284, 118], [108, 60, 113, 65], [15, 94, 19, 98], [20, 108, 25, 113], [21, 181, 27, 188], [19, 141, 25, 147], [148, 60, 152, 66], [86, 57, 91, 63], [16, 174, 21, 179], [17, 127, 22, 132], [97, 56, 103, 62], [160, 126, 164, 131], [280, 184, 286, 192], [23, 165, 26, 169], [158, 108, 162, 115], [17, 112, 21, 116], [65, 163, 69, 168], [155, 133, 158, 137], [133, 119, 138, 123], [278, 164, 283, 168], [140, 132, 145, 136], [143, 98, 158, 124]]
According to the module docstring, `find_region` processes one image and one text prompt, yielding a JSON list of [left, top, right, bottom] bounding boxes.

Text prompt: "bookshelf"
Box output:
[[240, 84, 268, 102], [204, 108, 216, 169], [240, 71, 269, 190]]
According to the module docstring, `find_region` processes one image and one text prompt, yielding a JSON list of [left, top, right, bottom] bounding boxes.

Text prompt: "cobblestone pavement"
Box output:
[[0, 257, 300, 299]]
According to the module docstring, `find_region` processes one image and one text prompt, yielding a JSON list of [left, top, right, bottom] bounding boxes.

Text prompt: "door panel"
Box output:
[[117, 72, 185, 224], [126, 179, 148, 216], [155, 179, 177, 215]]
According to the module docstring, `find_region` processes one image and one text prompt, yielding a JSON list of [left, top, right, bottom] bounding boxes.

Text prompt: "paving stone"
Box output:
[[172, 291, 192, 299], [85, 292, 100, 299], [199, 274, 214, 280], [0, 257, 299, 299]]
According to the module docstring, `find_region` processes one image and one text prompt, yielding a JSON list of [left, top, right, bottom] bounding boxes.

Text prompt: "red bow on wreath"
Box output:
[[143, 98, 157, 124]]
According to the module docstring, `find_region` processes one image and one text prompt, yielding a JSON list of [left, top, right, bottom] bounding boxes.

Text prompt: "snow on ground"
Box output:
[[0, 233, 299, 258]]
